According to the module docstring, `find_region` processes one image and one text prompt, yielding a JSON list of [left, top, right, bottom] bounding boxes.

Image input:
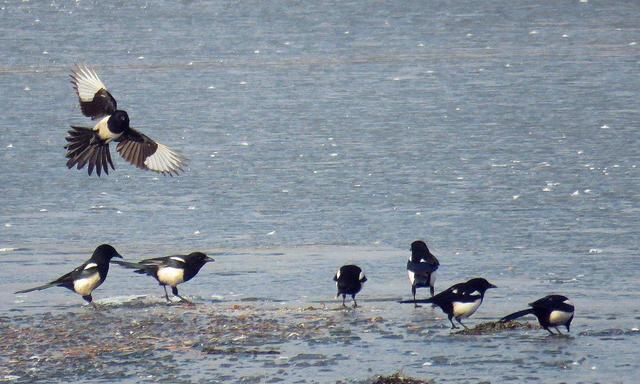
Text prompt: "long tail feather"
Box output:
[[111, 260, 153, 275], [15, 282, 58, 294], [499, 308, 534, 323]]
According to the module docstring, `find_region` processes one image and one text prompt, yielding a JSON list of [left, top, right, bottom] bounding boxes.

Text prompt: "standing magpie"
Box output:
[[499, 294, 574, 335], [113, 252, 214, 303], [333, 265, 367, 307], [65, 65, 186, 176], [410, 278, 497, 329], [14, 244, 123, 306], [407, 240, 440, 307]]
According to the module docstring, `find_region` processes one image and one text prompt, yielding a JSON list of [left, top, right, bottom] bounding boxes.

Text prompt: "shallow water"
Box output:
[[1, 0, 639, 383]]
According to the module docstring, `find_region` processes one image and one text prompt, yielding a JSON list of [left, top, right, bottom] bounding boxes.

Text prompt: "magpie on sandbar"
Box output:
[[113, 252, 214, 303], [333, 264, 367, 308], [65, 65, 186, 176], [402, 277, 496, 329], [407, 240, 440, 307], [499, 294, 574, 335], [14, 244, 123, 306]]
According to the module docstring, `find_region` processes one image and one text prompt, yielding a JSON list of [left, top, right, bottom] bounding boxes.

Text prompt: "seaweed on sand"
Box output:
[[371, 372, 433, 384], [452, 320, 538, 335]]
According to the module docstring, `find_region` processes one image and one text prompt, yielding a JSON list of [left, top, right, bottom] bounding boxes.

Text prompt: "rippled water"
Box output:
[[1, 1, 639, 383]]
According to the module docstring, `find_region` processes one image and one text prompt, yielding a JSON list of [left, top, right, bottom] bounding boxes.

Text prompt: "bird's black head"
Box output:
[[184, 252, 215, 269], [93, 243, 123, 262], [466, 277, 497, 293], [108, 110, 130, 134], [410, 240, 437, 263]]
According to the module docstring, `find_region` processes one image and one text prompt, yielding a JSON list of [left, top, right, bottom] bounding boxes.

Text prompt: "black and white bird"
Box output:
[[113, 252, 214, 303], [407, 240, 440, 307], [333, 265, 367, 307], [499, 294, 575, 335], [65, 65, 186, 176], [14, 244, 123, 306], [416, 278, 497, 329]]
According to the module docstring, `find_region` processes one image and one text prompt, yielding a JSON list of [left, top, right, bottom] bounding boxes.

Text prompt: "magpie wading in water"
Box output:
[[114, 252, 214, 303], [65, 65, 186, 176], [499, 294, 575, 335], [333, 265, 367, 307], [402, 277, 496, 329], [407, 240, 440, 307], [14, 244, 123, 306]]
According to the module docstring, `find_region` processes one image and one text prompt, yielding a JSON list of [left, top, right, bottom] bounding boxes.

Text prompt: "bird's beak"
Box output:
[[489, 284, 497, 289], [205, 256, 215, 263]]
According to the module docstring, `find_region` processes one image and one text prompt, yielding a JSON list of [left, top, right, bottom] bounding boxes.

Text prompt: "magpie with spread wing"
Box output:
[[407, 240, 440, 307], [65, 65, 186, 176], [114, 252, 214, 303], [15, 244, 123, 306]]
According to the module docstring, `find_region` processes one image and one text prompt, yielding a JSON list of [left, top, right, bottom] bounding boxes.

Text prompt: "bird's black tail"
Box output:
[[15, 282, 58, 294], [398, 297, 434, 305], [499, 308, 534, 323], [112, 260, 154, 275], [65, 126, 114, 176]]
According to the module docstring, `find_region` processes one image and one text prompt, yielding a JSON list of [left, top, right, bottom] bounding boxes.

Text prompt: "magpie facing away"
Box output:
[[15, 244, 123, 306], [113, 252, 214, 303], [499, 294, 574, 335], [333, 265, 367, 307], [65, 65, 186, 176], [407, 240, 440, 307], [410, 278, 497, 329]]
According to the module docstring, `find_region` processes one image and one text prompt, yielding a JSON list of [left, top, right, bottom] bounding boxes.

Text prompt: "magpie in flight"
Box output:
[[114, 252, 214, 303], [333, 264, 367, 307], [15, 244, 123, 306], [65, 65, 186, 176], [499, 294, 574, 335], [407, 240, 440, 307], [401, 277, 496, 329]]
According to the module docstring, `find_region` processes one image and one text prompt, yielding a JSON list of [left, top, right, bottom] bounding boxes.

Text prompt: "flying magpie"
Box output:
[[113, 252, 214, 303], [499, 294, 574, 335], [65, 65, 186, 176], [403, 277, 496, 329], [333, 264, 367, 307], [407, 240, 440, 307], [15, 244, 123, 306]]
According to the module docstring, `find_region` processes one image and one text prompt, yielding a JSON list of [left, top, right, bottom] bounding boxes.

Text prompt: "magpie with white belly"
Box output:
[[114, 252, 214, 303], [414, 278, 497, 329], [14, 244, 123, 306], [333, 265, 367, 308], [65, 65, 186, 176], [407, 240, 440, 307], [499, 294, 574, 335]]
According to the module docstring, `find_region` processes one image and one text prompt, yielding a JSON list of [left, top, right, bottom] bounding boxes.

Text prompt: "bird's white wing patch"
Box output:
[[335, 269, 341, 280], [169, 256, 185, 263], [73, 272, 101, 296], [83, 262, 98, 270], [73, 65, 107, 102], [157, 267, 185, 287], [359, 271, 366, 281], [144, 143, 186, 175]]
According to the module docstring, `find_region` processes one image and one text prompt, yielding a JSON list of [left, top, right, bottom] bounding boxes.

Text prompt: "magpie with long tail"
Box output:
[[407, 240, 440, 307], [499, 294, 574, 335], [15, 244, 123, 306], [113, 252, 214, 303], [65, 65, 186, 176], [333, 265, 367, 308], [401, 277, 496, 329]]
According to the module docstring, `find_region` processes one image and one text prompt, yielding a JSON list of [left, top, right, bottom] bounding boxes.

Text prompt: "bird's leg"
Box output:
[[449, 315, 458, 329], [430, 285, 435, 297], [83, 295, 99, 310], [457, 318, 469, 329], [352, 295, 358, 308], [545, 327, 555, 335], [412, 286, 420, 308], [173, 286, 193, 305], [162, 285, 171, 303], [341, 294, 346, 307], [555, 327, 562, 335]]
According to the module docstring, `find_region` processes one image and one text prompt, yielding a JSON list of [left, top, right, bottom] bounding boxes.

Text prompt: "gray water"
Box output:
[[1, 0, 639, 382]]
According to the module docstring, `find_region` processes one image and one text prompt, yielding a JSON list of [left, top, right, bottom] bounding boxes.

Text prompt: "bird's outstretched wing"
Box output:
[[116, 128, 186, 176], [70, 65, 117, 119]]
